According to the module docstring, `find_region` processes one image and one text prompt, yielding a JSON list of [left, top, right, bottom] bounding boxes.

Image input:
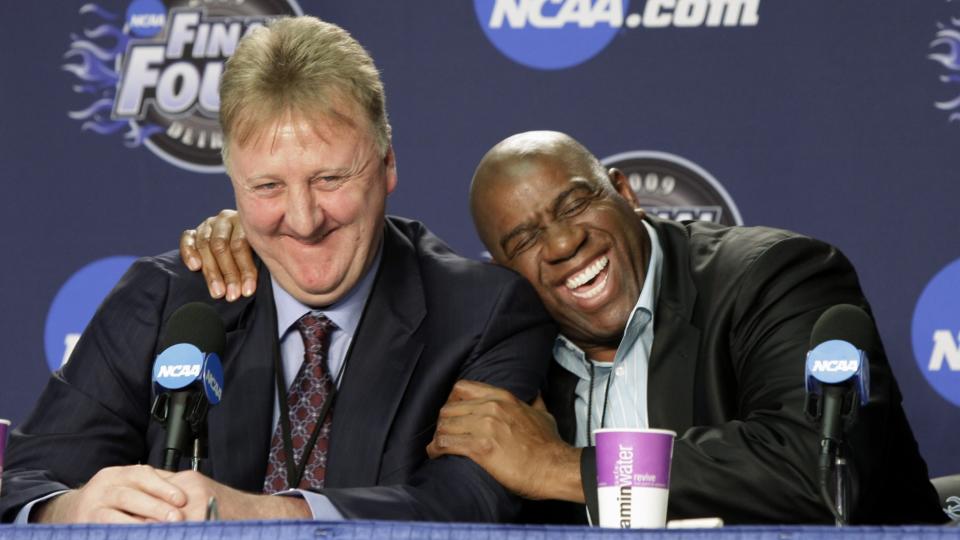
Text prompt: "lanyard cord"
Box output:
[[587, 362, 594, 445], [586, 360, 615, 446]]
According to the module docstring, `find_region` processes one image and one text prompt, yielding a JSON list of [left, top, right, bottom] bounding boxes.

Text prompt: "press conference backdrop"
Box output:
[[1, 1, 958, 477]]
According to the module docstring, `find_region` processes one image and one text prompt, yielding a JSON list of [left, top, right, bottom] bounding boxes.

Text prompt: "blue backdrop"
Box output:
[[1, 0, 958, 479]]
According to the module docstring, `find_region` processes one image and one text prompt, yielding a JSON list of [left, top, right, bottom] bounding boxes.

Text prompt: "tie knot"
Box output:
[[296, 312, 336, 352]]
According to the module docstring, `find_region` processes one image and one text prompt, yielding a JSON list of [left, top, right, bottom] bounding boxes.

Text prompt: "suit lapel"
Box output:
[[325, 220, 426, 487], [646, 217, 699, 435], [207, 262, 277, 491]]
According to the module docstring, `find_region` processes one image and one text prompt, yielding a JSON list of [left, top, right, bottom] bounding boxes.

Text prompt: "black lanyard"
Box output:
[[586, 361, 614, 445], [272, 335, 341, 489]]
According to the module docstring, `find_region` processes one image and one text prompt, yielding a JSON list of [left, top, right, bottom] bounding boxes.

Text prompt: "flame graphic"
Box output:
[[929, 17, 960, 123], [62, 3, 159, 146]]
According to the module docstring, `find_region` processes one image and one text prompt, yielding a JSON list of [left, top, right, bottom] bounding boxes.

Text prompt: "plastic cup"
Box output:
[[594, 428, 676, 528]]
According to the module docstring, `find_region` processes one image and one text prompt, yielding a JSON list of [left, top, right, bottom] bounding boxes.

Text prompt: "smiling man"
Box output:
[[0, 18, 554, 524], [425, 131, 944, 524], [174, 131, 945, 524]]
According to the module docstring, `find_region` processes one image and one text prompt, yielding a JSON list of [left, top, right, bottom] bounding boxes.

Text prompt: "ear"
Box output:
[[384, 145, 398, 194], [608, 168, 640, 208]]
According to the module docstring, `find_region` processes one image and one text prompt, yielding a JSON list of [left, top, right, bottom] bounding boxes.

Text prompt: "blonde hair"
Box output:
[[219, 16, 391, 163]]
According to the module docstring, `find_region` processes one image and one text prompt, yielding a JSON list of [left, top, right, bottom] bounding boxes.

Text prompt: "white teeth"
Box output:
[[565, 256, 609, 289], [571, 272, 609, 299]]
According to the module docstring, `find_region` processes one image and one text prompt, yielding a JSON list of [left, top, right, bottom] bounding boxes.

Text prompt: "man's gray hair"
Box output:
[[219, 16, 391, 163]]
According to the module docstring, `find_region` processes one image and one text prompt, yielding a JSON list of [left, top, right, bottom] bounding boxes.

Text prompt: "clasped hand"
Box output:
[[34, 464, 308, 523]]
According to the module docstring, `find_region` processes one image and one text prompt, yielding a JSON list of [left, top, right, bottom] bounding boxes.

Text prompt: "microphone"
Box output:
[[150, 302, 226, 472], [803, 304, 875, 525], [804, 305, 872, 449]]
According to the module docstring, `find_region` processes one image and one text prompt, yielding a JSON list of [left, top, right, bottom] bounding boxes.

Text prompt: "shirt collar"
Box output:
[[271, 240, 383, 339], [553, 219, 663, 374]]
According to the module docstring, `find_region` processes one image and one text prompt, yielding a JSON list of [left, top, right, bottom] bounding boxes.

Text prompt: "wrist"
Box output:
[[32, 491, 75, 523], [258, 493, 311, 519], [533, 444, 584, 503]]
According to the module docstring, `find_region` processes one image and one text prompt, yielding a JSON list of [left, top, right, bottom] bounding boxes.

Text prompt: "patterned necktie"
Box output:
[[263, 312, 337, 493]]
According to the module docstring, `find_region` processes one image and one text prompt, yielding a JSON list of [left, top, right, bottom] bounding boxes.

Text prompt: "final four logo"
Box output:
[[63, 0, 301, 173], [928, 3, 960, 125], [474, 0, 761, 70]]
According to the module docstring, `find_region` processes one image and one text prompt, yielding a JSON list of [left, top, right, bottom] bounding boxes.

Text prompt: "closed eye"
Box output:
[[252, 181, 282, 193], [310, 173, 350, 191], [504, 229, 541, 259], [557, 196, 592, 218]]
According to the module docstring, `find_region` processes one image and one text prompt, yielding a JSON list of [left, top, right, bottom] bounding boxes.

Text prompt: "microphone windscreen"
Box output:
[[809, 304, 876, 353], [158, 302, 226, 356]]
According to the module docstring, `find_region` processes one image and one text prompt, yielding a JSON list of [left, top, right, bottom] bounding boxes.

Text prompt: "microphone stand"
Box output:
[[833, 454, 848, 526], [817, 386, 849, 527]]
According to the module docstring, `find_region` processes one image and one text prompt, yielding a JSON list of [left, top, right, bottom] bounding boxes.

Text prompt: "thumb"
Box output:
[[532, 393, 547, 412]]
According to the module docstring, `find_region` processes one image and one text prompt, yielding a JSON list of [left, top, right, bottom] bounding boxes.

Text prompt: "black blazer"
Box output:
[[531, 216, 944, 525], [0, 217, 556, 523]]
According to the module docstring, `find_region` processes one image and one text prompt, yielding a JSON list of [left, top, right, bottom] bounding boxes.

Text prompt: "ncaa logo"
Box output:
[[474, 0, 761, 70], [474, 0, 629, 70], [601, 150, 743, 225], [153, 343, 205, 389], [912, 257, 960, 407], [63, 0, 301, 173], [43, 256, 137, 372]]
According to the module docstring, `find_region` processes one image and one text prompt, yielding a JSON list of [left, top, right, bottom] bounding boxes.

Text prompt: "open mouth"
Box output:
[[565, 255, 609, 299]]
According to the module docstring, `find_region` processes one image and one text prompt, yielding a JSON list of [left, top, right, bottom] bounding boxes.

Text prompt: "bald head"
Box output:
[[470, 131, 616, 256], [471, 131, 607, 208]]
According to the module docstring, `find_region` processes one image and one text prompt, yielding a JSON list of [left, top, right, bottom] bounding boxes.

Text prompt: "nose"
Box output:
[[284, 184, 324, 239], [541, 221, 587, 265]]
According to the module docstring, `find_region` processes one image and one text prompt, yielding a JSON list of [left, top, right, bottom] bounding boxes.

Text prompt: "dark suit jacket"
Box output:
[[0, 217, 556, 523], [529, 216, 945, 525]]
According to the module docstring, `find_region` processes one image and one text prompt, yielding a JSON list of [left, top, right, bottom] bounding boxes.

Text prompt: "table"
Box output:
[[1, 521, 958, 540]]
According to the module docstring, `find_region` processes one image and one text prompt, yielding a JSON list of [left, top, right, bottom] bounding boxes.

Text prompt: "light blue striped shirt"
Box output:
[[553, 220, 662, 447]]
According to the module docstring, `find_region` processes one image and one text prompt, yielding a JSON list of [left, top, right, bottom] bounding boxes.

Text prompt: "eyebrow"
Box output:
[[550, 185, 588, 215]]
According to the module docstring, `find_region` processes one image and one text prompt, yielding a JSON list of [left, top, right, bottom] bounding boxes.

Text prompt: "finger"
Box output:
[[133, 466, 188, 507], [532, 393, 548, 412], [195, 219, 225, 298], [167, 472, 217, 522], [209, 216, 243, 301], [103, 485, 184, 522], [179, 230, 202, 271], [229, 223, 258, 298], [449, 379, 513, 402], [428, 433, 489, 460], [435, 414, 498, 438], [440, 395, 518, 422], [437, 398, 494, 418], [426, 439, 442, 459], [91, 507, 150, 524]]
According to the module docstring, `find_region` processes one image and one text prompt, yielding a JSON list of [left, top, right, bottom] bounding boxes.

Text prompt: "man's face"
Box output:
[[226, 110, 396, 307], [475, 155, 648, 358]]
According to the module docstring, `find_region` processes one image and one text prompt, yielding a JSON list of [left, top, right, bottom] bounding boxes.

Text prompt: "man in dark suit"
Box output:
[[0, 18, 554, 524], [425, 131, 945, 524]]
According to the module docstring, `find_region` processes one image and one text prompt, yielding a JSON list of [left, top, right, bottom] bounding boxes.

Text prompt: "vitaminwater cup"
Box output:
[[594, 428, 676, 528]]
